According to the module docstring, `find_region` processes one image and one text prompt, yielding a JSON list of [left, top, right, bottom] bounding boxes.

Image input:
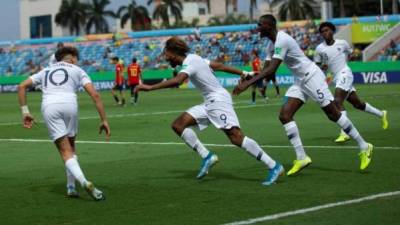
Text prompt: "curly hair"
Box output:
[[55, 46, 80, 62], [164, 37, 190, 56]]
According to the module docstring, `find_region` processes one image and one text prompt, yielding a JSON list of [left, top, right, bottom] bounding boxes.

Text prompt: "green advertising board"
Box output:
[[351, 22, 398, 43]]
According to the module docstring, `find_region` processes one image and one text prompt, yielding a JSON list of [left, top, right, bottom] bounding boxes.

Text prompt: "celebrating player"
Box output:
[[18, 46, 110, 200], [233, 15, 373, 175], [127, 58, 142, 105], [315, 22, 388, 143], [111, 56, 126, 106], [135, 37, 284, 186]]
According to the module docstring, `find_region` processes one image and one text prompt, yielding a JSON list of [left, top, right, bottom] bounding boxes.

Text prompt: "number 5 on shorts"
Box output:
[[316, 89, 324, 99]]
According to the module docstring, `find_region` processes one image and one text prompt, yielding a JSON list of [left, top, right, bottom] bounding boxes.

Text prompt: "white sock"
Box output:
[[241, 136, 276, 169], [283, 121, 306, 160], [65, 157, 87, 187], [65, 155, 77, 188], [339, 111, 348, 135], [364, 103, 383, 117], [336, 114, 368, 151], [181, 128, 210, 159]]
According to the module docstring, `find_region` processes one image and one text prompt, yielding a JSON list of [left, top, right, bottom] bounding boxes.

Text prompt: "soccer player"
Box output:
[[135, 37, 284, 185], [18, 46, 110, 200], [233, 15, 373, 175], [315, 22, 388, 143], [250, 50, 266, 104], [127, 58, 142, 105], [110, 56, 126, 106]]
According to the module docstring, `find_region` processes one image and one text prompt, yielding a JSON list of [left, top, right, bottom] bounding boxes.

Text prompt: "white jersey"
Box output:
[[49, 54, 57, 66], [30, 62, 92, 107], [314, 39, 353, 77], [180, 54, 231, 104], [266, 31, 318, 81]]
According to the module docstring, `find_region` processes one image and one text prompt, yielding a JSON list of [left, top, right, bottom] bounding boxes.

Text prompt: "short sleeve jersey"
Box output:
[[30, 62, 92, 106], [266, 31, 317, 80], [314, 39, 353, 76], [127, 63, 141, 85], [180, 54, 231, 103], [115, 63, 125, 85]]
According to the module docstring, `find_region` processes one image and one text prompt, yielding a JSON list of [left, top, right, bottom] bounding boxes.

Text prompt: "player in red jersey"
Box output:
[[250, 50, 266, 104], [127, 58, 142, 105], [111, 56, 126, 106]]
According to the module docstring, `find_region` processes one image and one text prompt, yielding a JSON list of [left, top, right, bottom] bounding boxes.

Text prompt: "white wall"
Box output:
[[19, 0, 63, 39]]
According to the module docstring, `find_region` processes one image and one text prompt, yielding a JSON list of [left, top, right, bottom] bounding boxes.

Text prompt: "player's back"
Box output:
[[30, 62, 91, 106]]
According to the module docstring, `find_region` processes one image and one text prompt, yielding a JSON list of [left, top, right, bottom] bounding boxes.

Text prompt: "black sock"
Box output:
[[275, 86, 280, 95], [113, 96, 119, 103], [251, 91, 256, 102], [134, 93, 138, 103]]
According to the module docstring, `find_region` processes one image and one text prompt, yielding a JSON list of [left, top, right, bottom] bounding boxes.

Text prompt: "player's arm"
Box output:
[[135, 72, 188, 92], [233, 58, 281, 96], [17, 78, 35, 128], [84, 83, 111, 140], [208, 61, 251, 78], [314, 47, 328, 71]]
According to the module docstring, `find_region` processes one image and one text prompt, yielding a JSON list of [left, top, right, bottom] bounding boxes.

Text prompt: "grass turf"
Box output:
[[0, 84, 399, 225]]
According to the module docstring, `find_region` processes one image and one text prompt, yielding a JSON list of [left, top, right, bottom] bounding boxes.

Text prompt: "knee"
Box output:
[[171, 121, 185, 136], [229, 131, 244, 146], [279, 112, 292, 124]]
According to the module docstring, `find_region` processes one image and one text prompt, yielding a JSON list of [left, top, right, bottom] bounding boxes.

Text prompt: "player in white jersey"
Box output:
[[233, 14, 373, 176], [315, 22, 388, 143], [18, 46, 110, 200], [135, 37, 284, 185]]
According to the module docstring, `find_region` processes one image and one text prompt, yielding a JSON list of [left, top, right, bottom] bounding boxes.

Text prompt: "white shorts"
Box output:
[[186, 101, 240, 131], [41, 103, 78, 141], [285, 69, 334, 107], [334, 68, 356, 93]]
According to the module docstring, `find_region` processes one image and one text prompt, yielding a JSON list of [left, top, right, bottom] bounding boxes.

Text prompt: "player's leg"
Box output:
[[223, 127, 284, 185], [65, 136, 78, 197], [111, 85, 120, 104], [55, 136, 105, 200], [251, 84, 256, 104], [172, 109, 217, 179], [119, 86, 126, 106], [333, 88, 351, 143], [279, 96, 311, 176], [132, 84, 139, 104], [347, 91, 388, 129], [271, 76, 280, 97]]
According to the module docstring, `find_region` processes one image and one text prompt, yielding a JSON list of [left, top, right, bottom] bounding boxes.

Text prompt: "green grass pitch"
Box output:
[[0, 84, 399, 225]]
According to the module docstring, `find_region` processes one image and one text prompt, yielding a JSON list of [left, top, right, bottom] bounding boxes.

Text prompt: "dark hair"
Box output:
[[55, 46, 79, 62], [259, 14, 277, 26], [57, 42, 64, 48], [319, 22, 336, 33], [111, 56, 119, 61], [132, 58, 137, 63], [165, 37, 190, 56], [252, 49, 259, 57]]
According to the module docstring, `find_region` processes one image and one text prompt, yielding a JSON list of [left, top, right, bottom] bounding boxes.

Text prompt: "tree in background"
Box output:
[[55, 0, 88, 36], [148, 0, 183, 28], [85, 0, 117, 34], [270, 0, 317, 21], [118, 0, 151, 31]]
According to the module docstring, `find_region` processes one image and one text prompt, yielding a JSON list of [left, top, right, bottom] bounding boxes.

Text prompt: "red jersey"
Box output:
[[115, 63, 125, 85], [127, 63, 141, 85], [252, 57, 261, 74]]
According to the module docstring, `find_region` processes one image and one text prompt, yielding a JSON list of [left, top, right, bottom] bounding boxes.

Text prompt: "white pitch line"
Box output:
[[0, 138, 399, 150], [221, 190, 400, 225], [0, 103, 281, 126]]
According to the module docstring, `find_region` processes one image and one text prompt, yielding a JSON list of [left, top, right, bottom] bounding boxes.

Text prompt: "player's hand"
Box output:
[[134, 84, 152, 93], [99, 121, 111, 141], [22, 113, 35, 129], [232, 80, 250, 96]]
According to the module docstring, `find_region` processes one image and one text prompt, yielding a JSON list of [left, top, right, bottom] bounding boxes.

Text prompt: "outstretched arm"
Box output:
[[209, 61, 248, 77], [18, 78, 35, 128], [134, 72, 188, 92], [84, 83, 111, 140], [233, 58, 282, 96]]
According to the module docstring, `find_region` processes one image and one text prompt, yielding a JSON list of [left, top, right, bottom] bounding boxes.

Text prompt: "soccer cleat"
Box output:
[[334, 133, 350, 143], [382, 110, 388, 130], [83, 181, 105, 201], [287, 156, 312, 176], [197, 153, 218, 179], [359, 143, 373, 170], [262, 163, 284, 186], [67, 185, 79, 198]]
